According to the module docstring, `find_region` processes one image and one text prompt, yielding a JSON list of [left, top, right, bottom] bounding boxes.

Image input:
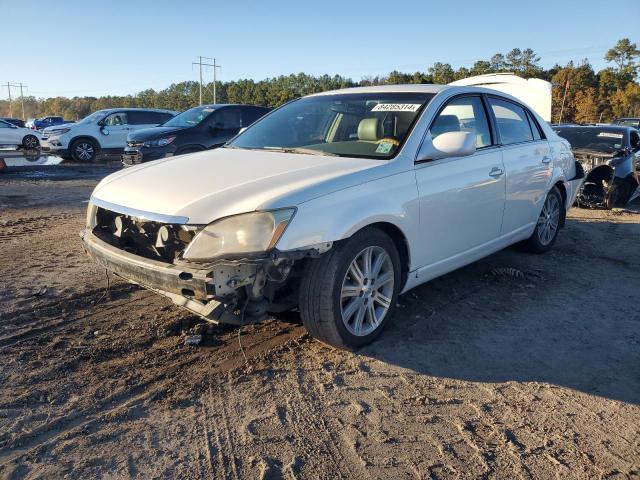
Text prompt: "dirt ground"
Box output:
[[0, 162, 638, 479]]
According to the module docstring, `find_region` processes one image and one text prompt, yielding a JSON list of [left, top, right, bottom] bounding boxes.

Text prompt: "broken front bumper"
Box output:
[[80, 229, 255, 323]]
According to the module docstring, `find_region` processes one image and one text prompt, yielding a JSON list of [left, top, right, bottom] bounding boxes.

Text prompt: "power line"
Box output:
[[4, 82, 28, 119], [192, 56, 221, 104]]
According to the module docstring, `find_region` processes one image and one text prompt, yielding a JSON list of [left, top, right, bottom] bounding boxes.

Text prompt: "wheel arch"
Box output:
[[175, 144, 206, 155], [552, 180, 568, 227], [69, 135, 101, 151], [351, 222, 411, 287]]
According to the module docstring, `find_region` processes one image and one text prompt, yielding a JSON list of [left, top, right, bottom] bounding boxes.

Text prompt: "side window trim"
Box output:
[[525, 109, 546, 141]]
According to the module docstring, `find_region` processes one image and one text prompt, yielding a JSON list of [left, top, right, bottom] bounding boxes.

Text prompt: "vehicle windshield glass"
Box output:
[[228, 92, 435, 159], [555, 127, 626, 153], [78, 111, 107, 125], [162, 106, 215, 128], [614, 119, 639, 128]]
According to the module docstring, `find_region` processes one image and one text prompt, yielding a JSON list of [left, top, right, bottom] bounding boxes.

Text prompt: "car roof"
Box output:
[[98, 107, 177, 113], [191, 104, 269, 109], [309, 84, 451, 96]]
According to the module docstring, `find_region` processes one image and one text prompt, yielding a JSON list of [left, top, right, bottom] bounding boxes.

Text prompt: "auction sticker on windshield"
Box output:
[[372, 103, 422, 112]]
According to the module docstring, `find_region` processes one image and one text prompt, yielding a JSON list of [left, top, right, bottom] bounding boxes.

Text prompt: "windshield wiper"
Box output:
[[264, 146, 339, 157]]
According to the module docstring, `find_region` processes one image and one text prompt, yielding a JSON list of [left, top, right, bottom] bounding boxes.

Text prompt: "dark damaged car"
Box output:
[[554, 125, 640, 208]]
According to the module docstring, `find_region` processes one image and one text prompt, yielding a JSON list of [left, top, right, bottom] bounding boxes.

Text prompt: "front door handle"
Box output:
[[489, 167, 504, 178], [542, 156, 551, 164]]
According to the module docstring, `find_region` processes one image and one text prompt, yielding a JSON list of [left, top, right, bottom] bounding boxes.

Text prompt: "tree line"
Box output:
[[2, 39, 638, 124]]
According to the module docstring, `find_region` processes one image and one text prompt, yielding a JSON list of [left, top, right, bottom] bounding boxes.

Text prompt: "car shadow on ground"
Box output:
[[354, 217, 640, 405]]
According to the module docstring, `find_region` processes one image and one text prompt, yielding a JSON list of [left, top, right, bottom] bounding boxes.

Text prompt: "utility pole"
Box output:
[[5, 82, 12, 117], [4, 82, 27, 119], [558, 79, 570, 124], [192, 56, 214, 106], [212, 58, 221, 104]]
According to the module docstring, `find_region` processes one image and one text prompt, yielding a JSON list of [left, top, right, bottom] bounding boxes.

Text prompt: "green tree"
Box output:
[[604, 38, 640, 80]]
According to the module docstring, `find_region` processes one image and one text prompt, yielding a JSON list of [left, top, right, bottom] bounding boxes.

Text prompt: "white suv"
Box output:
[[41, 108, 176, 161], [82, 84, 584, 349]]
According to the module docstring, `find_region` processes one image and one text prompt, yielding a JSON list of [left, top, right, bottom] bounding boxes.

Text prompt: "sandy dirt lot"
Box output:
[[0, 163, 638, 479]]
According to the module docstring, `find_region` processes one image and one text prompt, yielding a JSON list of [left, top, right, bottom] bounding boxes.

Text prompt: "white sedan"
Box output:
[[81, 84, 583, 349], [0, 119, 41, 149]]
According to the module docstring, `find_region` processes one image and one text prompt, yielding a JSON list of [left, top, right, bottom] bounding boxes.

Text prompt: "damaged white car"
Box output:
[[82, 84, 583, 349]]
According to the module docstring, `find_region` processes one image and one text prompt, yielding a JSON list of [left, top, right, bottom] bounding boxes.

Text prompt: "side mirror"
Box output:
[[101, 126, 110, 136], [417, 130, 476, 162]]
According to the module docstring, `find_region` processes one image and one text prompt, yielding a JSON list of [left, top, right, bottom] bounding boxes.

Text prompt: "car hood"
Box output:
[[128, 126, 185, 141], [91, 148, 382, 224]]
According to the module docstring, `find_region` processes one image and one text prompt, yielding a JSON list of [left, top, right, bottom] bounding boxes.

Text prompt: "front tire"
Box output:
[[523, 187, 563, 253], [299, 228, 401, 349], [70, 139, 98, 162], [22, 135, 39, 149]]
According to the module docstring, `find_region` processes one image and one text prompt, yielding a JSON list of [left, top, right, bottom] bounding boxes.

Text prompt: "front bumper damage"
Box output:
[[81, 228, 328, 325], [574, 152, 640, 208]]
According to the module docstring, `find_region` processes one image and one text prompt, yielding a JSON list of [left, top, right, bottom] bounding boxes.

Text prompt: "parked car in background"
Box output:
[[41, 108, 177, 161], [1, 117, 26, 128], [612, 118, 640, 129], [0, 119, 41, 149], [32, 116, 74, 131], [24, 118, 36, 129], [82, 84, 583, 349], [553, 124, 640, 208], [122, 104, 271, 166]]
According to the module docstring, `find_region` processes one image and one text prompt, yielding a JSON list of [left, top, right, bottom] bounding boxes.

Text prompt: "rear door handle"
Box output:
[[542, 156, 551, 164], [489, 167, 504, 178]]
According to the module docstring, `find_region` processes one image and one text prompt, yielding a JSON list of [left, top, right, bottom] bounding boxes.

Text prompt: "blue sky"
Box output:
[[3, 0, 639, 99]]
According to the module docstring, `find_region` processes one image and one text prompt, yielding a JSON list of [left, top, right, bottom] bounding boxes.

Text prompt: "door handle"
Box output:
[[489, 167, 504, 178], [542, 156, 551, 164]]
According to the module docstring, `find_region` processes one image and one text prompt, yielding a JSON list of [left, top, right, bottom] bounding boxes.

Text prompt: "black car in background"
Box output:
[[1, 117, 26, 128], [554, 124, 640, 208], [122, 104, 270, 166]]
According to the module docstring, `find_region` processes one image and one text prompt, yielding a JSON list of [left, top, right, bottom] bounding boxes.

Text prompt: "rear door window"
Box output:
[[488, 98, 534, 145], [526, 110, 544, 141], [128, 111, 168, 125]]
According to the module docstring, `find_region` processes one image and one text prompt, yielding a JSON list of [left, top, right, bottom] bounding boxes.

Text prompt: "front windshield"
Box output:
[[163, 106, 215, 128], [614, 119, 640, 128], [555, 127, 627, 154], [229, 92, 435, 159], [79, 111, 107, 125]]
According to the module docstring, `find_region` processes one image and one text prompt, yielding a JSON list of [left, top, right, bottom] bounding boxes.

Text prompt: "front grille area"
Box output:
[[127, 140, 144, 148], [122, 153, 142, 165], [93, 207, 199, 262]]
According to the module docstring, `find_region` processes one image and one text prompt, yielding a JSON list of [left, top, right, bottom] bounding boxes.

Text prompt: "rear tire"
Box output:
[[22, 135, 39, 149], [299, 228, 401, 349], [523, 187, 563, 253], [70, 139, 98, 162]]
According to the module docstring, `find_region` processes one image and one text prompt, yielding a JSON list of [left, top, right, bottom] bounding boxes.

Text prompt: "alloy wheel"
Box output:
[[24, 136, 38, 149], [340, 246, 394, 337], [76, 142, 94, 161], [537, 194, 560, 246]]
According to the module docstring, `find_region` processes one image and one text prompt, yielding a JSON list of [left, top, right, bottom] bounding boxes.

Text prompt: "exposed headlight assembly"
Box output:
[[144, 136, 176, 147], [49, 127, 71, 135], [182, 209, 296, 261]]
